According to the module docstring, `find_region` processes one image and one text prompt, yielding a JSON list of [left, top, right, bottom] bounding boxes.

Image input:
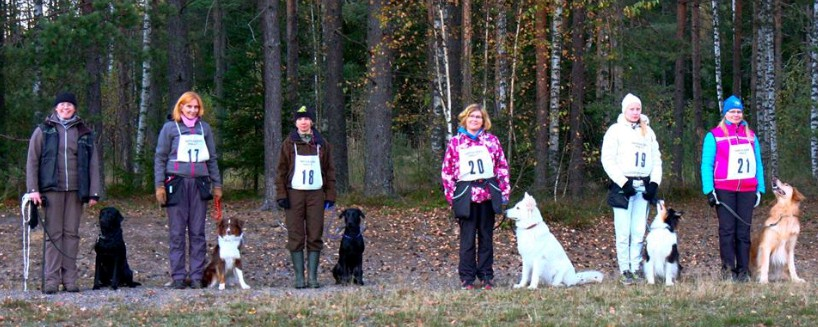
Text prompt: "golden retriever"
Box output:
[[749, 177, 806, 283]]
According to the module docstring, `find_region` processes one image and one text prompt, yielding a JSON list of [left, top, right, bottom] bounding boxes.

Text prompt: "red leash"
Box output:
[[213, 198, 223, 221]]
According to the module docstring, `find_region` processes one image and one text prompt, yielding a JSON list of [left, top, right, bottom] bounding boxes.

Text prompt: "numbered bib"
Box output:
[[726, 143, 756, 180], [621, 139, 651, 171], [291, 144, 323, 190], [174, 123, 210, 163], [458, 145, 495, 181]]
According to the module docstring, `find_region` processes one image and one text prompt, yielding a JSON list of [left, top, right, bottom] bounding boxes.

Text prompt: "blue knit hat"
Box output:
[[722, 95, 743, 116]]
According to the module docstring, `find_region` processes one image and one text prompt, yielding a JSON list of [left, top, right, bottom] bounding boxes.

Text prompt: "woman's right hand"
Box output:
[[28, 192, 42, 206], [155, 186, 167, 205]]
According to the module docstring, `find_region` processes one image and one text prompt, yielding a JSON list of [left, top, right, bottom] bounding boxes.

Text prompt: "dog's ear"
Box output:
[[792, 188, 805, 202], [338, 209, 346, 219], [359, 210, 365, 219], [117, 210, 124, 223]]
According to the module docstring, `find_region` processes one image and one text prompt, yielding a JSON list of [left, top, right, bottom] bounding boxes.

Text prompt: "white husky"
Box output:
[[505, 193, 604, 288]]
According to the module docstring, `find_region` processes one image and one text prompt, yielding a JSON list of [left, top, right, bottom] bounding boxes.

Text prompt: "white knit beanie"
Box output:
[[621, 93, 642, 113]]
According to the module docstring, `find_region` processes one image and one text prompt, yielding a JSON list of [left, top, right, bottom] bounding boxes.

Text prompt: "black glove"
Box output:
[[621, 180, 636, 197], [642, 182, 659, 202], [324, 200, 335, 210], [277, 198, 291, 209], [707, 191, 719, 207]]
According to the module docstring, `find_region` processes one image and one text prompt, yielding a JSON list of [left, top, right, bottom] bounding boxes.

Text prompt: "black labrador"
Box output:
[[93, 207, 141, 290], [332, 208, 365, 285]]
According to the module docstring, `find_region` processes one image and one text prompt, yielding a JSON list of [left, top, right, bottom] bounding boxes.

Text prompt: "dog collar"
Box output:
[[523, 222, 540, 230]]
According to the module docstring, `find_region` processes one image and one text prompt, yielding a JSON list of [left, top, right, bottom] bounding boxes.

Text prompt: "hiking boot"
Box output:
[[64, 284, 80, 293], [482, 280, 494, 290], [189, 279, 204, 289], [171, 280, 187, 289], [735, 270, 751, 283], [43, 284, 59, 295], [461, 281, 475, 290], [620, 271, 635, 285]]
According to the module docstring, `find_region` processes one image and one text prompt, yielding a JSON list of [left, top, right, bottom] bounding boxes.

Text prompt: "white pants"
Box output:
[[612, 189, 649, 273]]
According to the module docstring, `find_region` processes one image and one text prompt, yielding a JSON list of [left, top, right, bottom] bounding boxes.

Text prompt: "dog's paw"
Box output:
[[793, 277, 806, 283], [241, 284, 251, 289], [513, 283, 525, 289], [526, 284, 539, 290], [218, 283, 226, 290]]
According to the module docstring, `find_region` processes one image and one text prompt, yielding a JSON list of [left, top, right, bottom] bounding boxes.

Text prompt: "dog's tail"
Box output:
[[573, 270, 604, 285]]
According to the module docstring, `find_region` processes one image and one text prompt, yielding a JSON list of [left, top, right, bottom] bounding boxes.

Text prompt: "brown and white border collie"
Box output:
[[203, 218, 251, 290]]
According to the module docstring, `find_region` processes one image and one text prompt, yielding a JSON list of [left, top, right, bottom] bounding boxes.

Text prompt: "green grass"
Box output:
[[2, 280, 814, 326]]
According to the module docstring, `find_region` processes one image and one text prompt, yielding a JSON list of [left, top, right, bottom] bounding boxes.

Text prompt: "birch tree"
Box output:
[[259, 0, 284, 210], [757, 0, 778, 177], [134, 0, 152, 176], [548, 0, 564, 195], [811, 0, 818, 178], [32, 0, 42, 97], [430, 0, 453, 152], [712, 0, 724, 110]]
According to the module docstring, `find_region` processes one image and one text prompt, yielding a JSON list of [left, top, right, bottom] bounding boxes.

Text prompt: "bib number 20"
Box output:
[[468, 159, 485, 175]]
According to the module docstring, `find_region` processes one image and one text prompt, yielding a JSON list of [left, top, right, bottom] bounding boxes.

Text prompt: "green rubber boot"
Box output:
[[308, 251, 321, 288], [290, 251, 306, 289]]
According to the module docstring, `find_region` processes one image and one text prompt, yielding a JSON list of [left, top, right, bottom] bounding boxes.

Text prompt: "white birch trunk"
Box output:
[[811, 1, 818, 178], [548, 0, 564, 193], [712, 0, 724, 111], [430, 0, 449, 152], [134, 0, 152, 175], [32, 0, 42, 96], [434, 4, 453, 139]]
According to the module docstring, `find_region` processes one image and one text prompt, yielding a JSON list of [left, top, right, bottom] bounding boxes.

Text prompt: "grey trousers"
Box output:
[[166, 177, 208, 281], [42, 191, 83, 288]]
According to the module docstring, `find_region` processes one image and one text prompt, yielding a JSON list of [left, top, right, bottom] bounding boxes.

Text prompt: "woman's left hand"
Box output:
[[88, 199, 97, 207]]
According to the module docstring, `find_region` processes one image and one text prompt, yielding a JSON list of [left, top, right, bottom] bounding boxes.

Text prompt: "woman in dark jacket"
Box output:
[[154, 91, 222, 289], [26, 92, 101, 294], [275, 106, 337, 289]]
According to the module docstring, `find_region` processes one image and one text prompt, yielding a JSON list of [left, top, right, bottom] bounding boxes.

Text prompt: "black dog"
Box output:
[[332, 208, 365, 285], [93, 207, 141, 290]]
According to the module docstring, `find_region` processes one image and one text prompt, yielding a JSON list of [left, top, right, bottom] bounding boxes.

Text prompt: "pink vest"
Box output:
[[711, 124, 758, 192]]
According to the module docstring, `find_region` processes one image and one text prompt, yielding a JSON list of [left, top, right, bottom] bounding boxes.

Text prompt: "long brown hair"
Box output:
[[171, 91, 206, 122]]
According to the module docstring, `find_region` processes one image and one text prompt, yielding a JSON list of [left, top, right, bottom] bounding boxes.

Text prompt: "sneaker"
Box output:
[[461, 281, 475, 290], [620, 271, 634, 285], [482, 280, 494, 290], [171, 280, 187, 289]]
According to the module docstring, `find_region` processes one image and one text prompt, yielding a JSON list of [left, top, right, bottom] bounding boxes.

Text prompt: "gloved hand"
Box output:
[[754, 191, 761, 208], [621, 180, 636, 197], [642, 182, 659, 202], [213, 187, 223, 201], [155, 186, 167, 205], [707, 191, 719, 207], [324, 200, 335, 210], [277, 198, 290, 209]]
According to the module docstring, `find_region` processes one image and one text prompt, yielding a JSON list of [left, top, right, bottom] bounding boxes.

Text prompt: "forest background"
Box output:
[[0, 0, 815, 208]]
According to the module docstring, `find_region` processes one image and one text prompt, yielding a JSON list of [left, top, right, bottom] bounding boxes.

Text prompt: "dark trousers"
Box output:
[[458, 201, 495, 284], [715, 189, 755, 273], [42, 191, 83, 288], [166, 178, 208, 281], [285, 189, 325, 252]]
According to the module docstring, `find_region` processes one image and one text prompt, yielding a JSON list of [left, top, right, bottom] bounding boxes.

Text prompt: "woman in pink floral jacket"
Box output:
[[441, 103, 510, 290]]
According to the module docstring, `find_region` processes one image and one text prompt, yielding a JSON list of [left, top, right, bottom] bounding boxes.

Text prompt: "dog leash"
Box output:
[[717, 202, 753, 226], [212, 198, 223, 221], [21, 194, 33, 292]]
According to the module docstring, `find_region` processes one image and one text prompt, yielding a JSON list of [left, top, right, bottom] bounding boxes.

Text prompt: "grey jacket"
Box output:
[[154, 119, 222, 187], [26, 113, 101, 200]]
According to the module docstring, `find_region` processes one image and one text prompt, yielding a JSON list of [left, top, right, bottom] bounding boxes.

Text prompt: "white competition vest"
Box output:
[[218, 234, 243, 259], [457, 145, 495, 181], [291, 144, 323, 190], [725, 143, 757, 180], [174, 122, 210, 163]]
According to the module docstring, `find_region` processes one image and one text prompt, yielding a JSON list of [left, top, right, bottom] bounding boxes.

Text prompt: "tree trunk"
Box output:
[[117, 60, 134, 176], [446, 1, 462, 131], [533, 0, 550, 192], [611, 1, 624, 100], [286, 0, 298, 111], [167, 0, 192, 111], [548, 0, 564, 196], [757, 0, 778, 177], [323, 0, 348, 192], [595, 2, 611, 99], [259, 0, 284, 210], [82, 0, 105, 196], [732, 0, 742, 95], [774, 0, 782, 94], [213, 0, 226, 144], [429, 0, 450, 156], [32, 0, 42, 97], [494, 0, 509, 117], [462, 0, 473, 105], [810, 1, 818, 178], [134, 0, 152, 177], [672, 0, 687, 185], [692, 0, 704, 164], [364, 0, 395, 197], [712, 0, 724, 110], [0, 0, 5, 167], [567, 3, 586, 199]]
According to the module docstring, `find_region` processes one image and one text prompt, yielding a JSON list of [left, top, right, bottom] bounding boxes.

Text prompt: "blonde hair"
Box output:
[[717, 117, 749, 135], [171, 91, 205, 122], [457, 104, 492, 131]]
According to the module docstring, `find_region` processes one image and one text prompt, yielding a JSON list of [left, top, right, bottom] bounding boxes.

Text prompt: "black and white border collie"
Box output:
[[643, 200, 683, 286]]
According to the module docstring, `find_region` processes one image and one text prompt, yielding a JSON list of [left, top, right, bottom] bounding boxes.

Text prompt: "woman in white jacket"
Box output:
[[601, 93, 663, 285]]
